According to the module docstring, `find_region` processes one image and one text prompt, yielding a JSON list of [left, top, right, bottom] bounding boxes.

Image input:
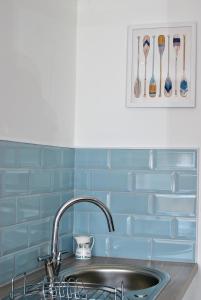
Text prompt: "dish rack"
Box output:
[[5, 273, 125, 300]]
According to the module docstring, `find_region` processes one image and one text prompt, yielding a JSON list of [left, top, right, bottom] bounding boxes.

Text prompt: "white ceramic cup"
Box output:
[[74, 235, 94, 260]]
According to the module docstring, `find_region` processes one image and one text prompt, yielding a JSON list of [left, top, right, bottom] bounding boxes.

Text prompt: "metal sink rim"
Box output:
[[60, 263, 170, 300]]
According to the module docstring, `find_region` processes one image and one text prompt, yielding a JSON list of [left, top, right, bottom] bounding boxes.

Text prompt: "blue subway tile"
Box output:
[[53, 169, 74, 191], [42, 147, 62, 168], [62, 169, 74, 190], [61, 191, 74, 205], [135, 173, 172, 192], [176, 172, 197, 193], [89, 213, 109, 234], [28, 219, 50, 246], [0, 141, 14, 146], [155, 150, 197, 170], [3, 171, 29, 196], [17, 195, 40, 222], [59, 212, 74, 235], [60, 235, 73, 253], [92, 235, 110, 257], [74, 170, 90, 190], [52, 170, 62, 191], [29, 170, 52, 193], [0, 198, 16, 227], [152, 239, 195, 262], [110, 192, 149, 214], [0, 143, 198, 276], [91, 170, 132, 192], [132, 216, 173, 238], [75, 149, 108, 169], [109, 236, 151, 259], [74, 190, 108, 212], [154, 194, 196, 217], [1, 224, 28, 255], [0, 143, 75, 284], [112, 214, 130, 235], [62, 148, 75, 168], [59, 193, 74, 214], [18, 145, 41, 168], [40, 193, 60, 218], [176, 218, 196, 240], [49, 217, 54, 235], [110, 149, 150, 169], [0, 255, 14, 285], [0, 144, 17, 168], [0, 171, 4, 197], [74, 212, 89, 234], [15, 247, 40, 275], [40, 242, 50, 257]]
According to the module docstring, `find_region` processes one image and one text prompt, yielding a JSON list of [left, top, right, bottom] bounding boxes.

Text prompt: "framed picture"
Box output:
[[126, 22, 197, 108]]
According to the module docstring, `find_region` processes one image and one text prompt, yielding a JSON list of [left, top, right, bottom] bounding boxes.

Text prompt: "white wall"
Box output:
[[0, 0, 77, 147], [75, 0, 200, 149], [75, 0, 201, 298]]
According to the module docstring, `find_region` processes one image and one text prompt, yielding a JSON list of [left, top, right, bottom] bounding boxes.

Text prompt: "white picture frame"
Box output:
[[126, 22, 197, 108]]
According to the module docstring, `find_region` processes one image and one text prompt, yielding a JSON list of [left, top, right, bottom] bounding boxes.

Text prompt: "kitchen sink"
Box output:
[[3, 264, 170, 300], [60, 264, 170, 299]]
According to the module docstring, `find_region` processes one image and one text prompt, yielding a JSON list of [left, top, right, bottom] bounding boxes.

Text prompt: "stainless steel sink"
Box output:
[[60, 264, 170, 299], [3, 264, 170, 300]]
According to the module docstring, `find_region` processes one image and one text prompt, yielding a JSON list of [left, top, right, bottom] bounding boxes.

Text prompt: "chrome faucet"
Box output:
[[38, 197, 115, 281]]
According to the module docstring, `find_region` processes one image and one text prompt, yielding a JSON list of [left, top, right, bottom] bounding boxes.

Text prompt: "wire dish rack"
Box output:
[[5, 273, 125, 300]]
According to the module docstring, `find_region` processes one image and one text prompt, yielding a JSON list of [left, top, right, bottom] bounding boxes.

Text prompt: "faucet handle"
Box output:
[[58, 250, 69, 261], [38, 255, 55, 281], [38, 254, 52, 263]]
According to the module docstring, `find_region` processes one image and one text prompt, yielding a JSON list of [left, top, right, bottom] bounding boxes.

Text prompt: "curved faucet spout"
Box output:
[[51, 197, 115, 264]]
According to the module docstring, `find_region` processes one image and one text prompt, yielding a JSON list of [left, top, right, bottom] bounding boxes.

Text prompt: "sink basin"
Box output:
[[60, 264, 170, 299], [64, 266, 159, 290]]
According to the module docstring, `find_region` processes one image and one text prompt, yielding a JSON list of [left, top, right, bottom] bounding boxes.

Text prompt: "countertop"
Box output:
[[0, 256, 198, 300]]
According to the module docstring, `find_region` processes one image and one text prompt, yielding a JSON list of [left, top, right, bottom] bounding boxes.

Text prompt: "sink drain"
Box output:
[[134, 294, 148, 298]]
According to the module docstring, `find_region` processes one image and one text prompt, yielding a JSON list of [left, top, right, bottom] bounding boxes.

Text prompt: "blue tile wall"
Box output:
[[90, 170, 133, 191], [1, 223, 28, 255], [110, 149, 150, 169], [154, 150, 197, 170], [0, 144, 198, 286], [152, 239, 195, 262], [15, 247, 40, 274], [0, 255, 15, 284], [0, 141, 75, 285], [75, 149, 109, 169], [17, 195, 40, 222], [154, 194, 196, 217], [74, 148, 197, 264], [0, 198, 16, 226], [110, 236, 152, 260]]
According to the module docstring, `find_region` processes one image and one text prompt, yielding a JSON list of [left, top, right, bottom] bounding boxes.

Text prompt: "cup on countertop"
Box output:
[[74, 235, 94, 260]]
